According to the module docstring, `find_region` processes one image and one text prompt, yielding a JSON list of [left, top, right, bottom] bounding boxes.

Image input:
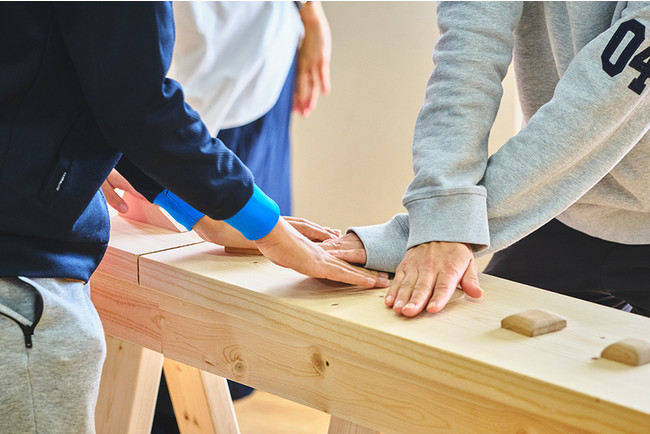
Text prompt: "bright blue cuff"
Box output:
[[153, 190, 205, 231], [225, 185, 280, 240]]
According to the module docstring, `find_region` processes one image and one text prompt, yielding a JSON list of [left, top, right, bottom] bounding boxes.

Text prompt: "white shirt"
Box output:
[[169, 2, 303, 134]]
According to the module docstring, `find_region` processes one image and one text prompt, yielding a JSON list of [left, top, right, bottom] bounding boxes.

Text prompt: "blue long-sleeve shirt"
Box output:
[[0, 2, 279, 281]]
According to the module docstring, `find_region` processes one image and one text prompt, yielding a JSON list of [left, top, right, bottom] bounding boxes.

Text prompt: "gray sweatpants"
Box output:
[[0, 277, 106, 433]]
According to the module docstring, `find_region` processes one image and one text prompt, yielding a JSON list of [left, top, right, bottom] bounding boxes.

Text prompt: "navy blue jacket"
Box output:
[[0, 3, 260, 281]]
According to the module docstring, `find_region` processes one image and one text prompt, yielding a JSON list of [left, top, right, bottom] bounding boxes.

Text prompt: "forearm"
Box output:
[[482, 3, 650, 254], [55, 3, 258, 221], [298, 1, 326, 28], [357, 3, 650, 269], [403, 2, 523, 251], [348, 214, 410, 273], [114, 157, 165, 203], [192, 217, 256, 249]]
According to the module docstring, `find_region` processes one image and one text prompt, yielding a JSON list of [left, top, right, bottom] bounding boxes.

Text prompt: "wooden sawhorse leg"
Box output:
[[164, 359, 241, 434], [95, 335, 164, 434], [96, 336, 240, 434], [328, 416, 380, 434]]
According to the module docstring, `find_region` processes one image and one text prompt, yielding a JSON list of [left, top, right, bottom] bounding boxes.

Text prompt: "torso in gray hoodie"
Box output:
[[352, 1, 650, 272]]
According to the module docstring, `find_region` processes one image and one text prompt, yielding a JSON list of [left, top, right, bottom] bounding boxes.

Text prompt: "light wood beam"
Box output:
[[328, 417, 380, 434], [95, 336, 164, 434], [164, 359, 240, 434]]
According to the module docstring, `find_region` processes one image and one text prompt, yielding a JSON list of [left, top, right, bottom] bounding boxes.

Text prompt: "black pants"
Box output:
[[484, 219, 650, 317]]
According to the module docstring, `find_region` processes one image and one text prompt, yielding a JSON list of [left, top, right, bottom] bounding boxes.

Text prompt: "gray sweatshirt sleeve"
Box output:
[[351, 2, 650, 273], [402, 2, 523, 252], [483, 2, 650, 255]]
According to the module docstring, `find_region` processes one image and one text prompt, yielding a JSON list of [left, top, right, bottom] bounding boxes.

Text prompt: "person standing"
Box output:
[[325, 2, 650, 317], [0, 3, 384, 432]]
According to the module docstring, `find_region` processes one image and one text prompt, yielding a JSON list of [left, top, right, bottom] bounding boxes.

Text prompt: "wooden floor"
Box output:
[[233, 391, 331, 434]]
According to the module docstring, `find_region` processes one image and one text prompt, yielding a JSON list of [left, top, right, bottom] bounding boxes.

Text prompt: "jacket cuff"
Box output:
[[404, 191, 489, 252], [348, 214, 410, 273], [154, 189, 205, 230], [224, 185, 280, 240]]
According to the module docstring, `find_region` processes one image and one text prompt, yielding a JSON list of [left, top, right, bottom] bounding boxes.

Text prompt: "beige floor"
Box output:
[[233, 391, 331, 434]]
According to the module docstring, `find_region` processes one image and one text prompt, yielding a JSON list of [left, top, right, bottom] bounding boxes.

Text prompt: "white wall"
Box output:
[[291, 2, 521, 269]]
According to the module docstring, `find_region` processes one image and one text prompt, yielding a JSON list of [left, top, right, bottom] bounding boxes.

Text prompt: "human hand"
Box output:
[[284, 216, 340, 241], [294, 1, 331, 117], [386, 241, 483, 317], [193, 215, 341, 248], [255, 218, 388, 288], [100, 169, 145, 213], [320, 232, 367, 264]]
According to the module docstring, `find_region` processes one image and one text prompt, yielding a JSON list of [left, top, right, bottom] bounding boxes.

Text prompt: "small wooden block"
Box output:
[[600, 338, 650, 366], [501, 309, 567, 337], [224, 246, 263, 256]]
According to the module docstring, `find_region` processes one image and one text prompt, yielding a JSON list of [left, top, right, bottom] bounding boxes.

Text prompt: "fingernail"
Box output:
[[393, 300, 404, 309], [366, 278, 375, 287], [385, 294, 394, 304], [378, 276, 389, 287], [404, 303, 415, 310], [118, 204, 128, 214]]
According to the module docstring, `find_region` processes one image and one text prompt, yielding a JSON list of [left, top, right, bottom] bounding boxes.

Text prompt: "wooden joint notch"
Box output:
[[224, 246, 263, 256], [501, 309, 567, 337], [601, 338, 650, 366]]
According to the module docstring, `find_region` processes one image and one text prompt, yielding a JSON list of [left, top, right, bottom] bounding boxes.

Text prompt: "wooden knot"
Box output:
[[311, 349, 328, 375], [232, 358, 247, 376]]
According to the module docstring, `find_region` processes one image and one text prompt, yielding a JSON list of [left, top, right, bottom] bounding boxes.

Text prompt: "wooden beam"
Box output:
[[95, 216, 203, 284], [328, 417, 379, 434], [91, 272, 163, 352], [95, 336, 164, 434], [93, 217, 650, 433], [164, 359, 240, 434], [136, 242, 650, 433]]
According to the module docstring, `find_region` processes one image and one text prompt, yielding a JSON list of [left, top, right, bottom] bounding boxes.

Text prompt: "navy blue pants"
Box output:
[[216, 55, 296, 216], [484, 219, 650, 317]]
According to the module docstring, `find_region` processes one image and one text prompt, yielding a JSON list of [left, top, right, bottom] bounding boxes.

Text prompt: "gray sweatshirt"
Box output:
[[351, 1, 650, 272]]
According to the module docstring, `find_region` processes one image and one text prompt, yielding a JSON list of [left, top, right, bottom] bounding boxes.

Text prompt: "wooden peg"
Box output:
[[224, 246, 263, 256], [600, 338, 650, 366], [501, 309, 567, 337]]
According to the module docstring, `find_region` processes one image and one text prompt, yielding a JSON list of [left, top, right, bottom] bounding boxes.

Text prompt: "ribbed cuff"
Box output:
[[153, 189, 205, 230], [405, 190, 489, 251], [348, 214, 410, 273], [225, 185, 280, 240]]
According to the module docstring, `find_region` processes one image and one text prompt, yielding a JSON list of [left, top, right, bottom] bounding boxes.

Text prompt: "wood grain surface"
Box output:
[[92, 216, 650, 433]]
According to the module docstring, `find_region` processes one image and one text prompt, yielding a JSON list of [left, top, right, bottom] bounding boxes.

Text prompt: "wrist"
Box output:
[[254, 217, 286, 250], [153, 190, 205, 231], [299, 1, 325, 27], [224, 185, 280, 240], [192, 216, 225, 243]]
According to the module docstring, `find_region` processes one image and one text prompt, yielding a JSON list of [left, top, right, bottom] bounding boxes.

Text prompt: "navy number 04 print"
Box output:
[[601, 19, 650, 95]]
